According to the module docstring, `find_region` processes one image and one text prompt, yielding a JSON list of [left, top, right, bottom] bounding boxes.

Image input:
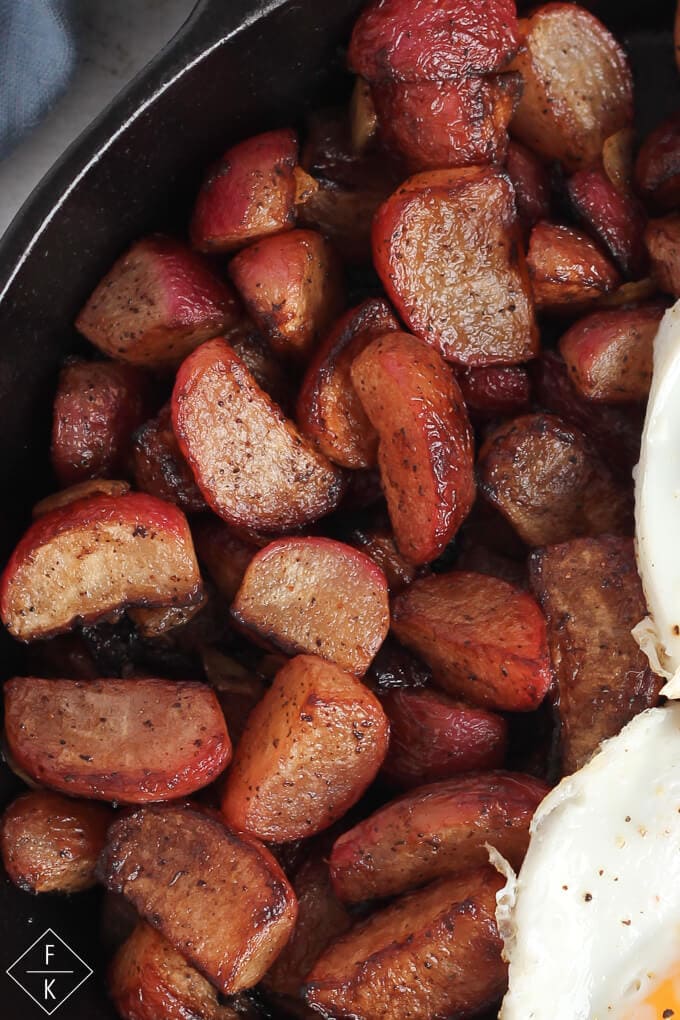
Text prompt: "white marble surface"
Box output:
[[0, 0, 196, 239]]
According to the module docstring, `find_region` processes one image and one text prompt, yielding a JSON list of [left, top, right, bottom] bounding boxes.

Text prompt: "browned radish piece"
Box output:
[[109, 923, 257, 1020], [4, 676, 231, 802], [527, 221, 621, 310], [349, 0, 520, 80], [509, 3, 633, 171], [330, 772, 549, 903], [347, 524, 418, 594], [372, 74, 521, 172], [231, 538, 389, 676], [262, 852, 352, 1006], [201, 648, 265, 746], [351, 332, 475, 565], [0, 790, 112, 893], [457, 365, 531, 418], [76, 236, 239, 367], [296, 298, 399, 469], [128, 597, 206, 638], [645, 214, 680, 296], [192, 517, 258, 602], [225, 320, 292, 410], [190, 129, 302, 253], [172, 339, 345, 533], [229, 229, 345, 361], [132, 404, 206, 513], [530, 537, 663, 775], [567, 165, 647, 278], [0, 493, 202, 641], [505, 140, 551, 234], [380, 687, 508, 789], [558, 303, 665, 402], [635, 113, 680, 213], [305, 868, 506, 1020], [478, 413, 632, 546], [220, 655, 389, 842], [391, 571, 552, 712], [602, 127, 634, 194], [98, 804, 297, 993], [51, 360, 150, 485], [33, 479, 130, 517], [373, 169, 537, 366], [350, 77, 378, 154]]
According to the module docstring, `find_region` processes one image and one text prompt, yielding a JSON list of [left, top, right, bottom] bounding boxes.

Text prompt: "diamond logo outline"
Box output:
[[6, 927, 93, 1016]]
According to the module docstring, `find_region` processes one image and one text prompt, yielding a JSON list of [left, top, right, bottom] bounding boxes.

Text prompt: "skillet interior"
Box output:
[[0, 0, 676, 1015]]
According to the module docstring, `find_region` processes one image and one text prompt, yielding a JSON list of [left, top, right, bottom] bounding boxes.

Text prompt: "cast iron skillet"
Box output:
[[0, 0, 677, 1016]]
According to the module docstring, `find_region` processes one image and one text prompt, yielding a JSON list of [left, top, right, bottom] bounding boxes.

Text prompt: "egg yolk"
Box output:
[[621, 966, 680, 1019]]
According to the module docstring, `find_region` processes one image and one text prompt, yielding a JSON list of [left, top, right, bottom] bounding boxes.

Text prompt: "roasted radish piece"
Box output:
[[51, 360, 150, 485], [99, 804, 297, 993], [505, 140, 551, 234], [509, 3, 633, 171], [567, 165, 647, 278], [559, 303, 665, 402], [76, 235, 239, 367], [380, 687, 508, 789], [132, 404, 206, 513], [479, 413, 631, 546], [263, 852, 352, 1005], [192, 518, 258, 602], [109, 923, 256, 1020], [305, 867, 506, 1020], [190, 129, 302, 253], [373, 168, 537, 365], [220, 655, 389, 842], [372, 74, 521, 172], [645, 214, 680, 296], [635, 113, 680, 212], [391, 571, 551, 712], [527, 222, 621, 309], [297, 298, 399, 469], [4, 676, 231, 802], [347, 524, 418, 595], [457, 364, 531, 418], [172, 339, 345, 533], [226, 321, 292, 410], [232, 538, 389, 676], [351, 332, 475, 565], [348, 0, 520, 80], [33, 479, 130, 517], [0, 790, 112, 894], [229, 229, 344, 362], [530, 537, 662, 775], [330, 772, 549, 902], [0, 493, 202, 641]]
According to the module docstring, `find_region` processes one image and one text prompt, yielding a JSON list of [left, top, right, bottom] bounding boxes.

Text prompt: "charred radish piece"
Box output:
[[346, 523, 418, 595], [305, 867, 507, 1020], [0, 790, 112, 893], [351, 332, 475, 565], [229, 229, 345, 362], [505, 140, 551, 234], [558, 303, 665, 403], [132, 404, 206, 513], [51, 360, 150, 485], [527, 222, 621, 310], [172, 338, 345, 533], [297, 298, 400, 469], [391, 571, 552, 712], [128, 597, 206, 639], [4, 676, 231, 802], [380, 687, 508, 789], [76, 235, 239, 367], [457, 364, 531, 418], [33, 479, 130, 518], [330, 772, 549, 902], [509, 3, 633, 171], [348, 0, 520, 80], [0, 493, 202, 641], [190, 129, 303, 253], [232, 537, 389, 676], [567, 165, 647, 279], [478, 413, 632, 546], [373, 168, 537, 365], [645, 214, 680, 297], [220, 655, 389, 843], [98, 804, 297, 993], [635, 113, 680, 212]]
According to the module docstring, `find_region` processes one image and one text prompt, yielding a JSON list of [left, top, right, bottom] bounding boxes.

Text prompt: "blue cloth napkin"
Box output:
[[0, 0, 76, 158]]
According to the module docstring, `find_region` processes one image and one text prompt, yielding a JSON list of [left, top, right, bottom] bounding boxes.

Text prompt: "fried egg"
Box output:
[[634, 299, 680, 696], [496, 703, 680, 1020]]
